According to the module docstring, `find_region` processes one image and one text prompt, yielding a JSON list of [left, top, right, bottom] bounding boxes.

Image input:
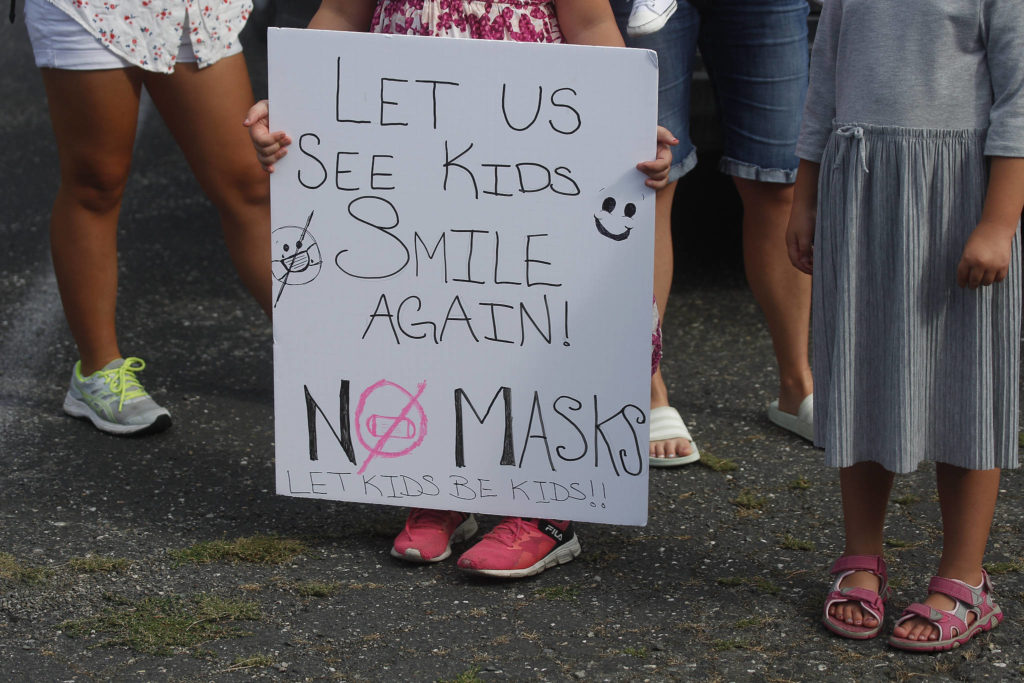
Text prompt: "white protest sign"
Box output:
[[269, 28, 657, 525]]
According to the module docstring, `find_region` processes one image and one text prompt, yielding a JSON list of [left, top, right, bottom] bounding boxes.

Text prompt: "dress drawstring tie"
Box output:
[[834, 125, 869, 174]]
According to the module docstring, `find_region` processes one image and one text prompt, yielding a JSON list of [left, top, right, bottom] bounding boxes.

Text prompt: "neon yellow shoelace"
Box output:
[[97, 357, 149, 410]]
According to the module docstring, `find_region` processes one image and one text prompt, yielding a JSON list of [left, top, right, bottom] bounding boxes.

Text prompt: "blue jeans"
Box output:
[[614, 0, 810, 183]]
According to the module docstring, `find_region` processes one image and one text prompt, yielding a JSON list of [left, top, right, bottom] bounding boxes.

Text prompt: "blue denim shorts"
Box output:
[[614, 0, 809, 183]]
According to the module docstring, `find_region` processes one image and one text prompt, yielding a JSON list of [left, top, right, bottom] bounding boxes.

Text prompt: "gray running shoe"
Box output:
[[63, 357, 172, 435]]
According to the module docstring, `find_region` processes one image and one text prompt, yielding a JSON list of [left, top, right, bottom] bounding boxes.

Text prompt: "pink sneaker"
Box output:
[[456, 518, 581, 578], [391, 509, 477, 563]]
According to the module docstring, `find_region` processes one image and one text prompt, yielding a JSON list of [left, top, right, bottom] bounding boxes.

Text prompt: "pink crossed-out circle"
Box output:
[[354, 379, 428, 475]]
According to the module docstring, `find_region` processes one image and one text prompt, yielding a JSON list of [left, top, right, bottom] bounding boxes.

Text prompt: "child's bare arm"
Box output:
[[554, 0, 626, 47], [243, 0, 378, 172], [957, 157, 1024, 288], [786, 159, 820, 275], [309, 0, 377, 32]]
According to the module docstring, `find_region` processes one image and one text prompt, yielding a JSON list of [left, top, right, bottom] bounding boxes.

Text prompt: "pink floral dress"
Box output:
[[371, 0, 663, 375], [371, 0, 563, 43]]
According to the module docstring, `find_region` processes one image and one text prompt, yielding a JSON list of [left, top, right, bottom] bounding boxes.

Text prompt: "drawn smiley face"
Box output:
[[594, 196, 637, 242], [271, 225, 322, 285]]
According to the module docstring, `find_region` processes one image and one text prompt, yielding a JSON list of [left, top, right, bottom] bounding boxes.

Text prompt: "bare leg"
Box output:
[[41, 67, 143, 375], [733, 177, 812, 414], [143, 54, 272, 316], [649, 181, 695, 460], [828, 462, 895, 628], [892, 465, 1000, 641], [652, 181, 675, 322]]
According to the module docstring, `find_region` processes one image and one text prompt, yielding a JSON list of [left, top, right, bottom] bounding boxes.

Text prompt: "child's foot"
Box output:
[[391, 509, 477, 563], [626, 0, 677, 37], [822, 555, 889, 639], [889, 571, 1002, 651], [457, 518, 580, 578], [828, 571, 881, 628], [892, 592, 969, 642]]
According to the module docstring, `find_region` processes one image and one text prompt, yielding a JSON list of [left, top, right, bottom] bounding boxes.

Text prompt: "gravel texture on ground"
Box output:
[[2, 11, 1022, 682]]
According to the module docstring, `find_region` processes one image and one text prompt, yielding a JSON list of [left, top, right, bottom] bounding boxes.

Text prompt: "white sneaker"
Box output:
[[626, 0, 677, 37]]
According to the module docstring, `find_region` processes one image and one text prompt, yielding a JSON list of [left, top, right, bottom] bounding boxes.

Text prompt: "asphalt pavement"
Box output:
[[2, 11, 1023, 683]]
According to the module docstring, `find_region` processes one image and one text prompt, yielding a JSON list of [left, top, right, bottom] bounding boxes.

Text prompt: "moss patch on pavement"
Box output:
[[67, 556, 131, 573], [291, 579, 342, 597], [170, 535, 307, 566], [699, 450, 738, 472], [62, 593, 261, 656], [0, 552, 49, 584], [984, 559, 1024, 575], [778, 534, 815, 552], [787, 477, 811, 490], [438, 668, 485, 683], [534, 584, 581, 602], [730, 489, 767, 511], [716, 576, 781, 595], [226, 654, 276, 672]]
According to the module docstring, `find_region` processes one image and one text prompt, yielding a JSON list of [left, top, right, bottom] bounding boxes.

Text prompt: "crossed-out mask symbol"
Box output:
[[354, 379, 428, 474], [272, 224, 322, 285]]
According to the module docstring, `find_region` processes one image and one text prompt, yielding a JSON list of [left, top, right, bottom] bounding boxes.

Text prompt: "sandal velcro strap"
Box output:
[[895, 602, 969, 640], [824, 589, 883, 622], [928, 576, 980, 606], [899, 602, 952, 625], [834, 587, 884, 613], [830, 554, 886, 578]]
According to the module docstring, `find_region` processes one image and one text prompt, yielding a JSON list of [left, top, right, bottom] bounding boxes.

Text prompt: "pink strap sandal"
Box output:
[[888, 570, 1003, 652], [822, 554, 890, 639]]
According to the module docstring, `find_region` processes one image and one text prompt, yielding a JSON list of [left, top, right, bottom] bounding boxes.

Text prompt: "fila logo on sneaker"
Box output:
[[543, 523, 563, 542]]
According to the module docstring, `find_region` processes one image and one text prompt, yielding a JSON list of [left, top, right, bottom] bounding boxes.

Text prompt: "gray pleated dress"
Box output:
[[796, 0, 1024, 473]]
